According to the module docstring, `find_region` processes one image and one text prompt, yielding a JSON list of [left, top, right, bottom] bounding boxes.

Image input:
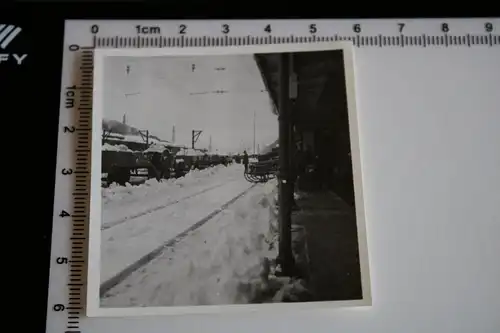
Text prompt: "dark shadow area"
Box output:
[[255, 50, 355, 205], [255, 49, 363, 301], [293, 192, 362, 301]]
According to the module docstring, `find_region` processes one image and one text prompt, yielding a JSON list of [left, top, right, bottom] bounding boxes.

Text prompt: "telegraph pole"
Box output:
[[192, 130, 202, 149]]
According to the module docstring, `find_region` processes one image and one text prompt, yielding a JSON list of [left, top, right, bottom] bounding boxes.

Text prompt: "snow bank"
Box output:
[[102, 164, 227, 205], [101, 172, 312, 307], [101, 164, 245, 226], [100, 179, 254, 285], [143, 179, 311, 306], [101, 179, 281, 307], [165, 179, 283, 306], [233, 181, 313, 303]]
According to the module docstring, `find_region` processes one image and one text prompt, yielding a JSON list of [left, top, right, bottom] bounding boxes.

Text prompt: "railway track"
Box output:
[[100, 181, 258, 297], [102, 180, 237, 231]]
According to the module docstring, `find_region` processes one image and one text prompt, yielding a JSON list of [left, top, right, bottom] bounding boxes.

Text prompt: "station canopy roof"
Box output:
[[253, 50, 348, 131]]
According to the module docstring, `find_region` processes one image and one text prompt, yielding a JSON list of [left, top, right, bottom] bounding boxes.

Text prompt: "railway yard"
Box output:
[[97, 49, 362, 307]]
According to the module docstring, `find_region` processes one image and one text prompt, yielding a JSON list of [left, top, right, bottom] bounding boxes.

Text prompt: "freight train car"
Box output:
[[102, 144, 173, 186]]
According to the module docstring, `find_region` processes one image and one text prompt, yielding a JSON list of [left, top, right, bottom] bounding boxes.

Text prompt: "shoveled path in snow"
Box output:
[[100, 176, 254, 290], [101, 183, 275, 307], [102, 181, 233, 230]]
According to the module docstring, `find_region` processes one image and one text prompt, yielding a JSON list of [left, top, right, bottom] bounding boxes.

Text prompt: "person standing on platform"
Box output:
[[243, 150, 249, 173]]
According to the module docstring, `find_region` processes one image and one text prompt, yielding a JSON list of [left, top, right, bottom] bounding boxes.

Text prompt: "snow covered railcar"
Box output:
[[101, 150, 138, 175], [102, 145, 174, 186]]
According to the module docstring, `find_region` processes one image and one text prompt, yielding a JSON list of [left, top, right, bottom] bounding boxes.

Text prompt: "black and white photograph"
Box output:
[[89, 43, 370, 314]]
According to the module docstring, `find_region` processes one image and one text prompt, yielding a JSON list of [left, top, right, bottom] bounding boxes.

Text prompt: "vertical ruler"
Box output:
[[49, 43, 94, 332]]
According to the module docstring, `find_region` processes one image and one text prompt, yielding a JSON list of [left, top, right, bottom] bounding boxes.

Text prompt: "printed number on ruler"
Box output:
[[53, 42, 94, 332], [85, 21, 500, 48]]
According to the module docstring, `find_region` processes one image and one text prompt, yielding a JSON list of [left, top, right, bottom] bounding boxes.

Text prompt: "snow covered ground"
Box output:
[[101, 180, 279, 307], [99, 161, 316, 307], [100, 164, 280, 304], [102, 164, 241, 228]]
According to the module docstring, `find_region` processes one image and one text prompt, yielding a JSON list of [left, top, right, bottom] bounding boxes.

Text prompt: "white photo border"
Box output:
[[88, 42, 371, 317]]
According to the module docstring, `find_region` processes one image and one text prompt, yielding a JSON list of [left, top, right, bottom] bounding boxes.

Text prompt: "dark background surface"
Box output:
[[0, 2, 495, 332]]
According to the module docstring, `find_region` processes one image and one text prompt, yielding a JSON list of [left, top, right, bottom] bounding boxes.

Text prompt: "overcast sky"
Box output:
[[103, 54, 278, 154]]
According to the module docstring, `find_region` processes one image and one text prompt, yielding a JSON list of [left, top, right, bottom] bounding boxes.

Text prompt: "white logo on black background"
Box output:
[[0, 24, 27, 65], [0, 24, 22, 49]]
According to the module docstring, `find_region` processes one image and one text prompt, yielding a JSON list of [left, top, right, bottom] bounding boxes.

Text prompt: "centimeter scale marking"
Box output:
[[85, 20, 500, 48], [93, 33, 500, 48], [61, 46, 94, 333], [55, 19, 500, 333]]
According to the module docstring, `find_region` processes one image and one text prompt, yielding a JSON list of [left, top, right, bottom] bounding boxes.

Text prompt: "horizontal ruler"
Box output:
[[92, 33, 500, 48], [65, 19, 500, 49]]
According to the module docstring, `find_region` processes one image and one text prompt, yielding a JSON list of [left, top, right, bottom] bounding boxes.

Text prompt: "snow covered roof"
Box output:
[[143, 143, 171, 154], [178, 148, 205, 156], [105, 132, 171, 146], [102, 143, 134, 152]]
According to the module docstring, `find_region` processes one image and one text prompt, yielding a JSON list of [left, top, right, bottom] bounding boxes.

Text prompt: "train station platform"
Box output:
[[292, 190, 363, 302]]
